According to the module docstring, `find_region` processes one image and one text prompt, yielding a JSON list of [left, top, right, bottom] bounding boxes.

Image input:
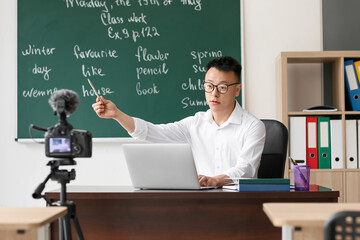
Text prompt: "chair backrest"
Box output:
[[324, 211, 360, 240], [257, 119, 288, 178]]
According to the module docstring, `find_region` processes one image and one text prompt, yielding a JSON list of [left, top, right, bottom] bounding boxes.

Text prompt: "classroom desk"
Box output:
[[0, 207, 67, 240], [263, 203, 360, 240], [45, 185, 338, 240]]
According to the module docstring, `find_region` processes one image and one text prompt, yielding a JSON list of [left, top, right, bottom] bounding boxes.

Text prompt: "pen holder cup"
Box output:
[[293, 165, 310, 191]]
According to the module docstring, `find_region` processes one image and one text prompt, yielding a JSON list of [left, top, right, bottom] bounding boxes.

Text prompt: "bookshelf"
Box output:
[[276, 51, 360, 203]]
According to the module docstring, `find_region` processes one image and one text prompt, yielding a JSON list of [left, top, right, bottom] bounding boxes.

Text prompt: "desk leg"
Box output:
[[282, 226, 293, 240]]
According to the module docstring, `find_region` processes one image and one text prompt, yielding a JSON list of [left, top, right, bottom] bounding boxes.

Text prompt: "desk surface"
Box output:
[[46, 184, 338, 200], [0, 207, 67, 231], [263, 203, 360, 227], [45, 185, 339, 240]]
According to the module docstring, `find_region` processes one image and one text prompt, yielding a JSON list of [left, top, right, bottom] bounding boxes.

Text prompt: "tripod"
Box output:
[[33, 158, 84, 240]]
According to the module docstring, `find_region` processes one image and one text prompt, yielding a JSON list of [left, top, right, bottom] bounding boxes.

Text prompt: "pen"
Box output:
[[289, 157, 308, 186], [87, 79, 104, 104]]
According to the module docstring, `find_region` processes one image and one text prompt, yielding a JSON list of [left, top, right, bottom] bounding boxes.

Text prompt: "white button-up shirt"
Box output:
[[130, 101, 266, 179]]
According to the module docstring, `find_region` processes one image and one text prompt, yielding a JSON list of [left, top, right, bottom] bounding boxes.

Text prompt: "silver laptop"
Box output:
[[122, 143, 217, 190]]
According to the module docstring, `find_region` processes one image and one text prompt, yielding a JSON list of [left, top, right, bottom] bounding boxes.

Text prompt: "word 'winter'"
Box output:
[[65, 0, 109, 12], [21, 45, 55, 56]]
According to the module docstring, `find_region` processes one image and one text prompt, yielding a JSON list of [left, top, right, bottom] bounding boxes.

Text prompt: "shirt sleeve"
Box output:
[[223, 120, 266, 179], [129, 117, 191, 143]]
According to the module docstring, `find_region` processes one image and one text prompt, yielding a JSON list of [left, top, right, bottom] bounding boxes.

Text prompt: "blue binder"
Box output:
[[344, 60, 360, 111]]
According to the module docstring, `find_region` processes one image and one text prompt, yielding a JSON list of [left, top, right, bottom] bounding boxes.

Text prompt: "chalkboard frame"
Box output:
[[17, 0, 244, 141]]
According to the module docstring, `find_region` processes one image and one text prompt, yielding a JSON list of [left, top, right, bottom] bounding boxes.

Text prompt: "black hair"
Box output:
[[206, 56, 242, 82]]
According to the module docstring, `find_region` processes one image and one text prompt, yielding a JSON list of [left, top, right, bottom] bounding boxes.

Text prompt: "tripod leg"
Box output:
[[71, 215, 84, 240], [63, 213, 72, 240], [59, 217, 64, 240]]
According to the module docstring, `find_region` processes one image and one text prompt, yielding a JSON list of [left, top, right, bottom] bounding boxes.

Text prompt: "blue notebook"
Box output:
[[223, 183, 290, 192]]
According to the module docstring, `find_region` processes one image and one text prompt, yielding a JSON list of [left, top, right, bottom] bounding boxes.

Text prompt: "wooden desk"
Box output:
[[45, 185, 338, 240], [263, 203, 360, 240], [0, 207, 67, 240]]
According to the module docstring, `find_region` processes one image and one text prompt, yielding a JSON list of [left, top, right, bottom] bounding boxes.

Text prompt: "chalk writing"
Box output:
[[136, 63, 169, 80], [128, 12, 148, 24], [180, 0, 202, 11], [22, 87, 58, 98], [192, 64, 206, 73], [21, 45, 55, 56], [181, 78, 204, 91], [115, 0, 131, 6], [135, 46, 169, 62], [65, 0, 109, 12], [101, 12, 124, 26], [136, 82, 160, 95], [190, 50, 222, 65], [82, 64, 105, 78], [138, 0, 160, 7], [181, 96, 207, 108], [108, 26, 160, 42], [73, 45, 118, 59], [32, 64, 52, 80], [82, 85, 114, 97]]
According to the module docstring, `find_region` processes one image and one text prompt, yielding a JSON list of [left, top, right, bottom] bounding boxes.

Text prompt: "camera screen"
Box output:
[[49, 138, 71, 153]]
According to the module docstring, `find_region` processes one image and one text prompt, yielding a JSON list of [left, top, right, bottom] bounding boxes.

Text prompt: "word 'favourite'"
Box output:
[[136, 63, 169, 80], [73, 45, 118, 59]]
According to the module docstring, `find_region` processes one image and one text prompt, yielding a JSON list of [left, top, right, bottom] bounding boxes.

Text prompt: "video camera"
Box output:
[[31, 89, 92, 158]]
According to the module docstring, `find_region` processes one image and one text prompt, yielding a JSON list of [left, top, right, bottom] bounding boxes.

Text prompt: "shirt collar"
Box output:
[[204, 100, 243, 126]]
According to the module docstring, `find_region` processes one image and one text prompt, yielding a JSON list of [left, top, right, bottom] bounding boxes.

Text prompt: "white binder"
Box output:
[[289, 117, 306, 168], [330, 120, 343, 169], [346, 120, 358, 169]]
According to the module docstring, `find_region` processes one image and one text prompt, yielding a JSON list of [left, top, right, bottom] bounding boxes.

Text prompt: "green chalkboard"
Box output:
[[18, 0, 241, 139]]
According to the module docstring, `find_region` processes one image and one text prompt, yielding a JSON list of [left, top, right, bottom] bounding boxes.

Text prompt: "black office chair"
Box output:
[[257, 119, 288, 178], [323, 211, 360, 240]]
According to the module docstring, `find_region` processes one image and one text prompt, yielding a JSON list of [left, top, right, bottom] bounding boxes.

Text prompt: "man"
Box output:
[[92, 56, 266, 187]]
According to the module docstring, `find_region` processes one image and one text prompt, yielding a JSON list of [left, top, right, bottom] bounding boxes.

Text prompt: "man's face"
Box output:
[[204, 67, 241, 114]]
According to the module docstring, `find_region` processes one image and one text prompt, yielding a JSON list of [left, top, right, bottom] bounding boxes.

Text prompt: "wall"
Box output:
[[0, 0, 322, 207]]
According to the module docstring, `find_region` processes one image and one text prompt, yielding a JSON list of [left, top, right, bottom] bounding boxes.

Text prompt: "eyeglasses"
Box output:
[[202, 81, 240, 94]]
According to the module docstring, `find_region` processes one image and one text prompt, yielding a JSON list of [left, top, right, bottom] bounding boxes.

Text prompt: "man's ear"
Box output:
[[235, 83, 242, 97]]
